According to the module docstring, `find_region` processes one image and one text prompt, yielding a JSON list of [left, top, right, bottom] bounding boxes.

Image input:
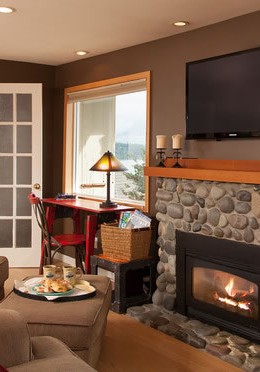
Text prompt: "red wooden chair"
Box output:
[[28, 193, 86, 274]]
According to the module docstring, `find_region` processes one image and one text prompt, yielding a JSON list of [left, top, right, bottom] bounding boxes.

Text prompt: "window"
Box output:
[[64, 72, 150, 210]]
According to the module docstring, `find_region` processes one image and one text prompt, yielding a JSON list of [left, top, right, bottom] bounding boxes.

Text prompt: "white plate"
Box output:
[[32, 284, 74, 296]]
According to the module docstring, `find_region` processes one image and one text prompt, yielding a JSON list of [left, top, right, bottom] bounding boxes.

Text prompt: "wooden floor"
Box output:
[[4, 268, 240, 372], [97, 311, 240, 372]]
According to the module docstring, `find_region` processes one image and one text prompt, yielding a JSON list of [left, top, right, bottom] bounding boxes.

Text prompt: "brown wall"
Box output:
[[0, 59, 55, 196], [1, 12, 259, 206], [54, 11, 260, 213]]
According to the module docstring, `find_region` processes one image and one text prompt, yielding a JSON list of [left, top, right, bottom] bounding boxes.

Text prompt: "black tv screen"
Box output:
[[186, 48, 260, 140]]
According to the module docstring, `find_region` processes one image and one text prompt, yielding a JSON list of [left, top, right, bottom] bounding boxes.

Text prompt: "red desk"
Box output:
[[42, 198, 134, 273]]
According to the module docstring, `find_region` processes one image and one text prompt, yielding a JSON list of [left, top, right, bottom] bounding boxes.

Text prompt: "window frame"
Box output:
[[63, 71, 151, 211]]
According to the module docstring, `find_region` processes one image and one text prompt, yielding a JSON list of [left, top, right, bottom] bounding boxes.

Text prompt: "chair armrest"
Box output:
[[0, 257, 9, 285], [0, 310, 32, 368]]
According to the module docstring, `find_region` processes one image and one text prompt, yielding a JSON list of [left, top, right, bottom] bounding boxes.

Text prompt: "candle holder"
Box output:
[[172, 148, 182, 168], [156, 148, 166, 167]]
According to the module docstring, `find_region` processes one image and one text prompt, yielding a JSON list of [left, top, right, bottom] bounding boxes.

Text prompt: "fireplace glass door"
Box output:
[[176, 231, 260, 341], [192, 267, 258, 320]]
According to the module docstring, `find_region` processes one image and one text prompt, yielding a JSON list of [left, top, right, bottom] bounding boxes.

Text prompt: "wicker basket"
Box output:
[[101, 224, 151, 260]]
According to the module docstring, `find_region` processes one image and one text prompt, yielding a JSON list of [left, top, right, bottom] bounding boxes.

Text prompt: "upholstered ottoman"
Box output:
[[0, 256, 9, 301], [0, 275, 111, 368]]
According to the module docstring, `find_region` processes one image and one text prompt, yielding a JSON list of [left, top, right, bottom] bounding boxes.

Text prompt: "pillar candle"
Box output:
[[172, 134, 183, 149], [156, 135, 167, 149]]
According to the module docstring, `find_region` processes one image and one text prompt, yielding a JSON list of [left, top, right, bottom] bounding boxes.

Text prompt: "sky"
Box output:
[[115, 91, 146, 145]]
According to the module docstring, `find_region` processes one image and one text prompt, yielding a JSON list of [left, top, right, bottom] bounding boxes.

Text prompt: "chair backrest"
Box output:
[[28, 193, 52, 258], [28, 194, 48, 235]]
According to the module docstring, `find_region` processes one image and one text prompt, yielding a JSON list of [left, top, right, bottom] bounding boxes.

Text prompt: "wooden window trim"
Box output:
[[63, 71, 151, 212]]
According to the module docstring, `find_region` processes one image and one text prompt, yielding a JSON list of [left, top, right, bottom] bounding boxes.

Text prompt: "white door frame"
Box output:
[[0, 83, 42, 267]]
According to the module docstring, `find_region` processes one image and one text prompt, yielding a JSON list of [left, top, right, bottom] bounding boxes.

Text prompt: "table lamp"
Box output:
[[90, 150, 127, 208]]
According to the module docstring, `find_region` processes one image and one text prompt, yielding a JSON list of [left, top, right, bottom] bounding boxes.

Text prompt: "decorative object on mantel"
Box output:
[[155, 135, 167, 167], [172, 134, 183, 168]]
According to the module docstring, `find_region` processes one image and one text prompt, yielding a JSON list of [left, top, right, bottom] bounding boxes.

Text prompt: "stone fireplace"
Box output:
[[152, 176, 260, 339]]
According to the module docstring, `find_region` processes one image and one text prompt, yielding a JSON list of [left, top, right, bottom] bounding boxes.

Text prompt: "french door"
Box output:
[[0, 84, 42, 267]]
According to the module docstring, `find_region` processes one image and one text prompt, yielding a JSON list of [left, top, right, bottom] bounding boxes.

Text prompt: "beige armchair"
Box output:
[[0, 309, 96, 371], [0, 257, 8, 300]]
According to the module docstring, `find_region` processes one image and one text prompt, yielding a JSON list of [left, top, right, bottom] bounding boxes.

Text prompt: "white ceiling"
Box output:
[[1, 0, 260, 66]]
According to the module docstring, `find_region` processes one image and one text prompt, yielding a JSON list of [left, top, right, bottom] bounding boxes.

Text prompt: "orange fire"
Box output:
[[225, 277, 235, 297], [215, 277, 254, 311]]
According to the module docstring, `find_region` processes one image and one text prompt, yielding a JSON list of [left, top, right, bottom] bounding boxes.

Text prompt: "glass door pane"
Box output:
[[0, 85, 42, 267]]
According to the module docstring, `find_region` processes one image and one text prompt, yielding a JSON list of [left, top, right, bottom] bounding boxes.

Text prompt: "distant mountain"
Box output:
[[115, 142, 145, 160]]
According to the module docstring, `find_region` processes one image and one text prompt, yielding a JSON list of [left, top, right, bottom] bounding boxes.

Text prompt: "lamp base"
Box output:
[[99, 201, 117, 209]]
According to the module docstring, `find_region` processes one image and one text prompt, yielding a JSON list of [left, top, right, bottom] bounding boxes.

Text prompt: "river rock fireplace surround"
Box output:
[[145, 160, 260, 342]]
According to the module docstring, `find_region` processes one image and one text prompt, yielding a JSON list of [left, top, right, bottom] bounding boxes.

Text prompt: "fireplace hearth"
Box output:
[[176, 230, 260, 342]]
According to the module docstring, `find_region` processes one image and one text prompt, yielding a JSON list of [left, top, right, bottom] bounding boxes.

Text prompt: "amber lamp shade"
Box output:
[[90, 151, 127, 208]]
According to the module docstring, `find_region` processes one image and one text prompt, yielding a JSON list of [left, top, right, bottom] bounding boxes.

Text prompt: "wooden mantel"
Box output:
[[144, 159, 260, 184]]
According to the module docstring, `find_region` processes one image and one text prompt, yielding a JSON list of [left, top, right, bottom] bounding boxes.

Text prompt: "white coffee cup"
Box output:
[[63, 266, 83, 286], [43, 265, 61, 280]]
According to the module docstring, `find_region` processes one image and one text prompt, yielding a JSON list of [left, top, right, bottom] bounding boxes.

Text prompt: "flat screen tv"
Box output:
[[186, 47, 260, 140]]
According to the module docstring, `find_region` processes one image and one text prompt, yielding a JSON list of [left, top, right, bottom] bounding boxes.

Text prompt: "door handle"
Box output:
[[33, 183, 41, 190]]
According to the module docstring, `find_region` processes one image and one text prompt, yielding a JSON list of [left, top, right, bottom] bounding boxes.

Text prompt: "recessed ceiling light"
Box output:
[[76, 50, 89, 56], [0, 6, 15, 13], [173, 21, 189, 27]]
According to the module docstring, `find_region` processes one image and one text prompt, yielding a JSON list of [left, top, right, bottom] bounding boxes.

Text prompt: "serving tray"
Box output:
[[13, 277, 96, 302]]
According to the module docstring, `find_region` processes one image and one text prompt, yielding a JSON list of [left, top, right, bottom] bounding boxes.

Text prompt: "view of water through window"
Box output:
[[115, 91, 146, 203], [74, 90, 147, 206]]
